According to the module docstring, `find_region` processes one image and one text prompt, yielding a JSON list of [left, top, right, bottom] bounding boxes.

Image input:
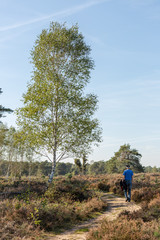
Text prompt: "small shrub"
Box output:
[[132, 187, 155, 203], [97, 182, 110, 192], [148, 194, 160, 208]]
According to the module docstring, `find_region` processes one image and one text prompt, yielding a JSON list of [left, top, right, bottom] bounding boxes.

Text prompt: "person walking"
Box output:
[[123, 165, 133, 202]]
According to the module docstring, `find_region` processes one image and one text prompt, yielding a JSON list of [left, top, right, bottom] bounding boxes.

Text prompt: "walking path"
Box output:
[[48, 193, 141, 240]]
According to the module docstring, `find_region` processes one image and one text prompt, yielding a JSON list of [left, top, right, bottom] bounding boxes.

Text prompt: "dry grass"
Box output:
[[87, 217, 159, 240], [86, 173, 160, 240], [1, 173, 160, 239], [148, 194, 160, 208], [0, 176, 106, 239]]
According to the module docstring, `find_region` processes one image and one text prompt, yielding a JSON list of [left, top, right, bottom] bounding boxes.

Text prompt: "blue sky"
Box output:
[[1, 0, 160, 167]]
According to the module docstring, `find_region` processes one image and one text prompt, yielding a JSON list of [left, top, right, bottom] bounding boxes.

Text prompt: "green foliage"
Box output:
[[74, 155, 88, 175], [144, 166, 160, 173], [17, 188, 31, 204], [65, 172, 73, 180], [0, 123, 8, 161], [55, 162, 73, 176], [106, 144, 144, 173], [154, 227, 160, 238], [74, 158, 82, 169], [30, 207, 41, 226], [82, 155, 88, 175], [16, 22, 102, 182], [89, 161, 106, 175], [0, 88, 13, 120]]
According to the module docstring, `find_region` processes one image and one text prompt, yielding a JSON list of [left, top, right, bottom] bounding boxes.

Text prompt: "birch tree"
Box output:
[[16, 22, 102, 182]]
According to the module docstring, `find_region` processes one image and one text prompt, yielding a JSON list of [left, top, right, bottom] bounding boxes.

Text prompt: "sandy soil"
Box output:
[[48, 193, 141, 240]]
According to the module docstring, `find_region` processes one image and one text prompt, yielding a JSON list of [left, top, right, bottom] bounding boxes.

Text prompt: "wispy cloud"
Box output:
[[0, 0, 109, 32], [127, 0, 156, 7]]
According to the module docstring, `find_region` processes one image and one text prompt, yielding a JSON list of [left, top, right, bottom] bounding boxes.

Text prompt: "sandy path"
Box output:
[[48, 193, 141, 240]]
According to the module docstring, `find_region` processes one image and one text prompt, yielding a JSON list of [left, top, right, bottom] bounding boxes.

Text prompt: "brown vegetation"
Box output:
[[87, 173, 160, 240], [0, 173, 160, 239], [0, 176, 106, 239]]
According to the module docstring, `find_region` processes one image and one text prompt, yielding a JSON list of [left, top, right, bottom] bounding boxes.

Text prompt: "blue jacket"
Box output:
[[123, 169, 133, 181]]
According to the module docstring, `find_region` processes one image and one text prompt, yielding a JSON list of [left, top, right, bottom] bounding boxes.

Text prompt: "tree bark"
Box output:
[[48, 149, 56, 183]]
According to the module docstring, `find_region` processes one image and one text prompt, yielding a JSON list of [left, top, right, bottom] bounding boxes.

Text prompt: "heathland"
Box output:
[[0, 173, 160, 240]]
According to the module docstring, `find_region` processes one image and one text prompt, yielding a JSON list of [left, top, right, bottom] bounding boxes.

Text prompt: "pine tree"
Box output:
[[0, 88, 13, 120]]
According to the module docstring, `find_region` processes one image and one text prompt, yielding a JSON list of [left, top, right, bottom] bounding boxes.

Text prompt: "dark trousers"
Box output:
[[124, 180, 132, 201]]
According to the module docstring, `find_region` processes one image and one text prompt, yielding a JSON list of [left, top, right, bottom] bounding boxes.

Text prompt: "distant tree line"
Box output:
[[0, 158, 159, 178], [1, 123, 159, 178]]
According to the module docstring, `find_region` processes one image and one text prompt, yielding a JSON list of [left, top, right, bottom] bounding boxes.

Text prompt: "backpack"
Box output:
[[120, 180, 127, 191]]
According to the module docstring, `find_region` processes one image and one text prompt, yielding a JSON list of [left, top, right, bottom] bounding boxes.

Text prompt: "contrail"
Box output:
[[0, 0, 109, 32]]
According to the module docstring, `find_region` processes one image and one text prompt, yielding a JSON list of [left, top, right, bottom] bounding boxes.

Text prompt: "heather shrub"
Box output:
[[0, 176, 107, 238], [96, 182, 110, 192], [0, 221, 38, 240], [109, 185, 117, 194], [120, 194, 160, 222], [132, 187, 156, 203], [148, 194, 160, 208], [87, 216, 159, 240], [1, 195, 106, 234], [1, 173, 160, 239], [0, 199, 41, 239], [75, 197, 106, 220], [45, 177, 94, 202]]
